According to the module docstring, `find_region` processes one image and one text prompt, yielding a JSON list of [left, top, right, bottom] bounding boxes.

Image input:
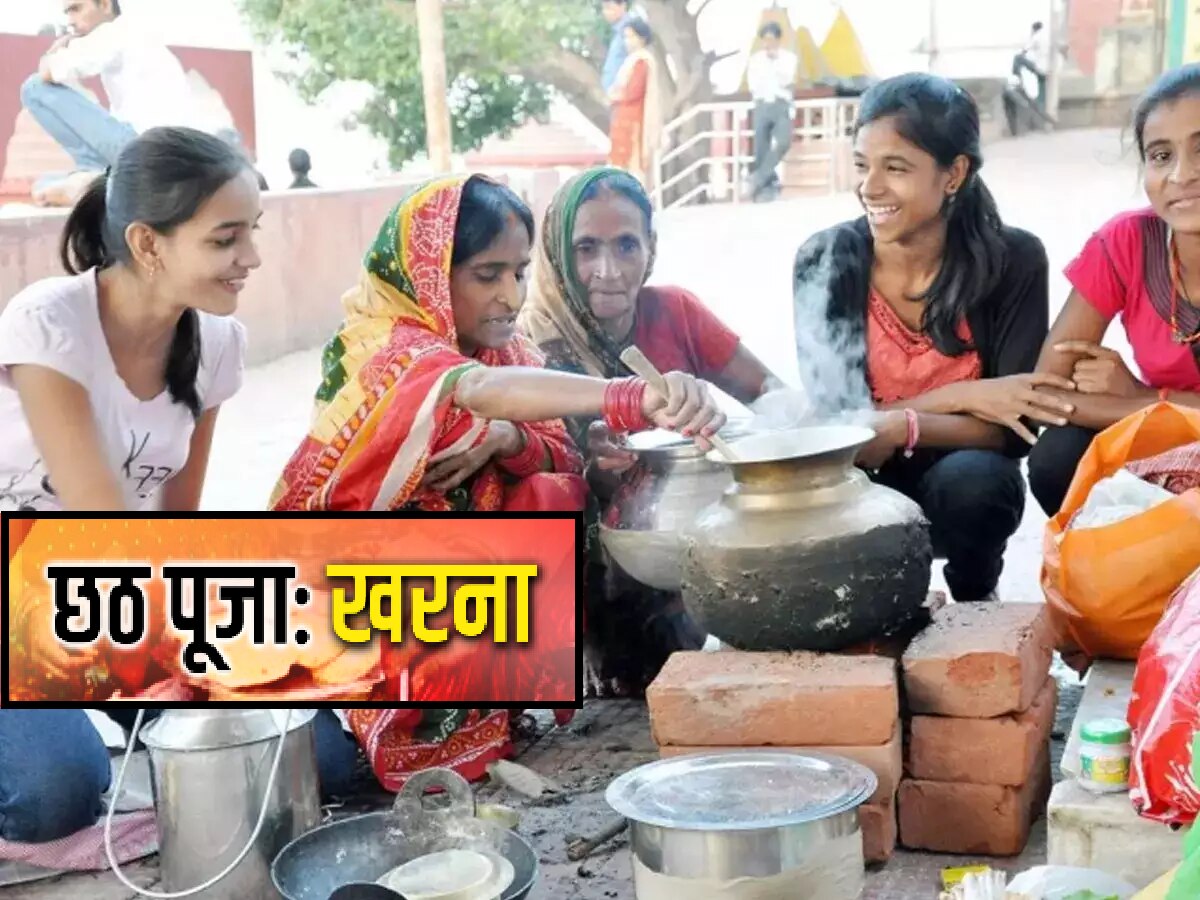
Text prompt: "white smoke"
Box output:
[[748, 232, 874, 432]]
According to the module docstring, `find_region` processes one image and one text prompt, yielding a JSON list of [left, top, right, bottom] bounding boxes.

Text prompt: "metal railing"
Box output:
[[650, 97, 861, 212]]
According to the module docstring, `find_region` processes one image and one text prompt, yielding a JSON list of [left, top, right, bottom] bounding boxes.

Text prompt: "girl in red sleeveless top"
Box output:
[[793, 74, 1072, 603], [1029, 66, 1200, 516]]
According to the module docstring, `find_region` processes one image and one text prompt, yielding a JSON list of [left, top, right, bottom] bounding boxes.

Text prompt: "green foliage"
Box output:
[[238, 0, 607, 167]]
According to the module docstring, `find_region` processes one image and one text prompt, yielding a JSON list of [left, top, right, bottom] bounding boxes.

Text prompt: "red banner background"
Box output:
[[3, 515, 579, 707]]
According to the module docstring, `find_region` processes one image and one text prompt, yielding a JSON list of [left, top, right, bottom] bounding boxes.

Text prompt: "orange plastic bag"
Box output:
[[1042, 403, 1200, 663]]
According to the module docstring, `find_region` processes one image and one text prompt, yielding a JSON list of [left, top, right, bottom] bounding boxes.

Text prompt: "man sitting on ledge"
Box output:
[[20, 0, 208, 206]]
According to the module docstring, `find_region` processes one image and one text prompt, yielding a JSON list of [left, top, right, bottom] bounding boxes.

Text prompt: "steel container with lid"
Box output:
[[606, 751, 876, 897]]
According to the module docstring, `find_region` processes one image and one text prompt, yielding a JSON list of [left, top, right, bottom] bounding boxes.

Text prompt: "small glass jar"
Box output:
[[1078, 718, 1132, 794]]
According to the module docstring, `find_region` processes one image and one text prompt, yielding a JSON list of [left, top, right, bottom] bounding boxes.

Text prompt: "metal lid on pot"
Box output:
[[140, 708, 318, 752], [626, 421, 751, 458], [606, 751, 876, 831]]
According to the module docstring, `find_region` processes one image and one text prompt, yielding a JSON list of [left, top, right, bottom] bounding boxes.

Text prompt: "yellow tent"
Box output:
[[795, 25, 831, 84], [739, 5, 872, 92], [820, 6, 873, 79], [740, 6, 830, 92]]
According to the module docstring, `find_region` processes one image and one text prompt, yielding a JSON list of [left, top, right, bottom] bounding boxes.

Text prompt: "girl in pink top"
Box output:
[[1029, 65, 1200, 515]]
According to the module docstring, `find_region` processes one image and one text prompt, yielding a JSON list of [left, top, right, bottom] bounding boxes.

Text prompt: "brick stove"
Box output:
[[645, 599, 1058, 867]]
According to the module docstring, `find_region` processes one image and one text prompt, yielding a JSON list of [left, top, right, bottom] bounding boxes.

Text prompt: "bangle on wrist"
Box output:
[[902, 408, 920, 458], [603, 377, 651, 434], [497, 425, 545, 476]]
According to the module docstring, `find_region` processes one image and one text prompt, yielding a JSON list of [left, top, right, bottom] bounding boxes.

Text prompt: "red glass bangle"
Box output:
[[498, 425, 544, 477], [603, 377, 651, 434]]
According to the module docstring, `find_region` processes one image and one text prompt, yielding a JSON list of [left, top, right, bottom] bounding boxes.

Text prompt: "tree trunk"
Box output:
[[643, 4, 718, 206], [523, 3, 718, 205], [521, 47, 611, 134], [415, 0, 453, 172]]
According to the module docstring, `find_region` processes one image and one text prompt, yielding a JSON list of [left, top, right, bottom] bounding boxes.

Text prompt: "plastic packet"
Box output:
[[1069, 470, 1174, 531], [1006, 865, 1135, 898], [1166, 732, 1200, 898]]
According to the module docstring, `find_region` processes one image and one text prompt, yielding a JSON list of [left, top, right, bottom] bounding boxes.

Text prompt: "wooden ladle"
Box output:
[[618, 346, 739, 462]]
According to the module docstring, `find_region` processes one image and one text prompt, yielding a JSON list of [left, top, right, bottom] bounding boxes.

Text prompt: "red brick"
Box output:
[[902, 603, 1053, 718], [897, 745, 1052, 856], [648, 651, 898, 747], [658, 721, 902, 804], [908, 677, 1057, 786], [860, 798, 897, 864]]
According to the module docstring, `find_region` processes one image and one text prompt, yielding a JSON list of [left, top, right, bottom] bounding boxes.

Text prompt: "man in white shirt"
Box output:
[[20, 0, 207, 200], [1014, 21, 1050, 109], [746, 23, 798, 203]]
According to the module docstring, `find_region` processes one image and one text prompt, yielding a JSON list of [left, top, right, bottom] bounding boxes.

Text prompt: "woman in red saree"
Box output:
[[608, 18, 662, 186], [270, 174, 725, 789]]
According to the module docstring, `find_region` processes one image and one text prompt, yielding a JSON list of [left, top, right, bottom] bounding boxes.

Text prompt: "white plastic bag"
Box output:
[[1069, 469, 1174, 531], [1006, 865, 1137, 899]]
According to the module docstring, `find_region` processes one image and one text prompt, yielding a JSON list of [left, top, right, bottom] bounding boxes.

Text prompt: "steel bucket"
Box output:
[[138, 708, 323, 900]]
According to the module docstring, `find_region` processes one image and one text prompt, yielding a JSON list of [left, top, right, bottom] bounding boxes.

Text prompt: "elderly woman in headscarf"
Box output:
[[520, 166, 781, 694], [270, 174, 727, 787]]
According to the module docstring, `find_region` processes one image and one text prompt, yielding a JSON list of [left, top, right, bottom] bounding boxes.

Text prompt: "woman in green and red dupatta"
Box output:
[[270, 174, 726, 790], [520, 167, 780, 695]]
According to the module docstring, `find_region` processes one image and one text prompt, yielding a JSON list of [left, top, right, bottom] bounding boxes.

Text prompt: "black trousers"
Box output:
[[1027, 424, 1099, 517], [871, 448, 1027, 602]]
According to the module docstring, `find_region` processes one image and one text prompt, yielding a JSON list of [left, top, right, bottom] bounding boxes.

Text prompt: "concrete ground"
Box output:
[[3, 690, 1083, 900], [6, 128, 1137, 897]]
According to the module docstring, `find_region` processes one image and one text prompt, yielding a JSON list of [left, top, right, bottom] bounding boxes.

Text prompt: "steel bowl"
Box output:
[[598, 428, 740, 592], [270, 812, 538, 900]]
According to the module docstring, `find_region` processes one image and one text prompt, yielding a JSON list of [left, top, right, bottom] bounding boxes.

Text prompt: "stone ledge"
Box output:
[[1047, 778, 1186, 889]]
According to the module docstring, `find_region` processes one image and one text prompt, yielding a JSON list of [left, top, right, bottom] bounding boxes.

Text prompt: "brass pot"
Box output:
[[681, 426, 932, 651], [598, 430, 734, 592]]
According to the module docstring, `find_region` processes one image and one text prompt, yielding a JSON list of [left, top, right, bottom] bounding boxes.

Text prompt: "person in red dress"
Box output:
[[607, 19, 661, 186], [792, 74, 1071, 604], [1028, 65, 1200, 516], [520, 166, 781, 693], [271, 173, 727, 788]]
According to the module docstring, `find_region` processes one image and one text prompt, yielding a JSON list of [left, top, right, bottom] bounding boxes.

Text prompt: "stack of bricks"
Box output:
[[899, 603, 1057, 856], [647, 650, 903, 864]]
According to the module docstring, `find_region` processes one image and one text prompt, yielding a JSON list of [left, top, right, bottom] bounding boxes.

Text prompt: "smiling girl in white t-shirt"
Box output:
[[0, 129, 361, 848], [0, 126, 258, 512]]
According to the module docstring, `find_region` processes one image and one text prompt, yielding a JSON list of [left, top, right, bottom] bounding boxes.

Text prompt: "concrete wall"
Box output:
[[1094, 20, 1160, 96], [0, 174, 572, 367], [0, 185, 411, 367], [1069, 0, 1125, 77]]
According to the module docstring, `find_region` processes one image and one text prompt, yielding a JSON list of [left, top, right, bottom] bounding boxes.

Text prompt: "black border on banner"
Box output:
[[1, 510, 585, 711]]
